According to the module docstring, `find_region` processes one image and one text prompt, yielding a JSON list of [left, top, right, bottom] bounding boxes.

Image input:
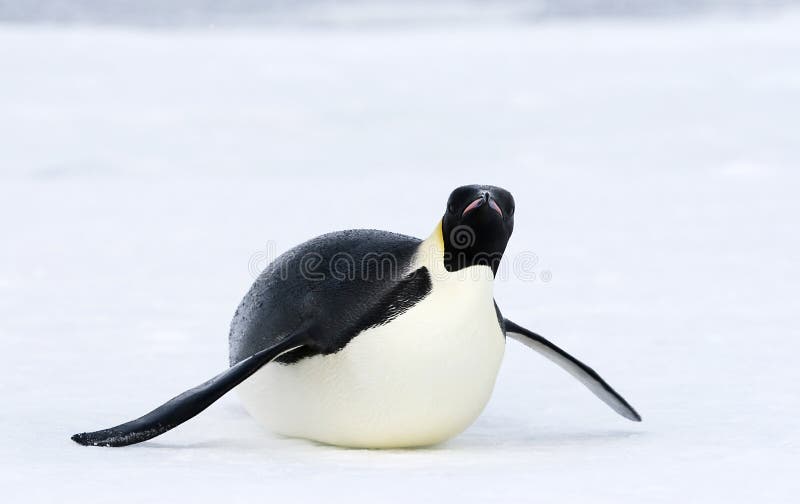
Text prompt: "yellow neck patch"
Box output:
[[431, 219, 444, 250], [412, 220, 446, 273]]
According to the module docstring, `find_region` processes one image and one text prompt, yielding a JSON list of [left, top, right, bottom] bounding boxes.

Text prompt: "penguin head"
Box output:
[[441, 184, 515, 274]]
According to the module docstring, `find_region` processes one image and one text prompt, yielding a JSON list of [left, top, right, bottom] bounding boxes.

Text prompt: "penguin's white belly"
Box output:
[[236, 266, 505, 448]]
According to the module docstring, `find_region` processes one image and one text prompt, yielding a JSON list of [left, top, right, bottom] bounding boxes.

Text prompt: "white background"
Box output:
[[1, 7, 799, 503]]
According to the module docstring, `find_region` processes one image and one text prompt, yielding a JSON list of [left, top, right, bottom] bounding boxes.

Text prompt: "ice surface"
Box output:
[[1, 12, 799, 503]]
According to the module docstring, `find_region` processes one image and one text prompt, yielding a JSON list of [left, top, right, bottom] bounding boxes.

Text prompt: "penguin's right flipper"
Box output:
[[71, 332, 308, 447], [504, 318, 641, 422]]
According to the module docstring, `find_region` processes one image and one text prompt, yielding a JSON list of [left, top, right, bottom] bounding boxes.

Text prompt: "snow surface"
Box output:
[[1, 12, 799, 503]]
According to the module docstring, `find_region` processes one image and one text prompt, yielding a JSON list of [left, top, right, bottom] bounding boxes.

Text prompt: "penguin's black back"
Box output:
[[229, 229, 430, 366]]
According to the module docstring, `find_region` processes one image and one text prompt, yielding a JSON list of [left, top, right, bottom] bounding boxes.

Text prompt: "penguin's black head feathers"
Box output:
[[441, 184, 515, 274]]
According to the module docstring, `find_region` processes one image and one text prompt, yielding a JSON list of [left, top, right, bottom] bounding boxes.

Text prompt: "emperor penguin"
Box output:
[[72, 184, 640, 448]]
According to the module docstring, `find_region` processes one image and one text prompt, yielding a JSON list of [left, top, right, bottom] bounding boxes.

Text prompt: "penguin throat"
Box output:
[[417, 221, 505, 276]]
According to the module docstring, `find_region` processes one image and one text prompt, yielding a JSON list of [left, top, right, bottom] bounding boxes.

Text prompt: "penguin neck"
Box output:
[[413, 221, 495, 286]]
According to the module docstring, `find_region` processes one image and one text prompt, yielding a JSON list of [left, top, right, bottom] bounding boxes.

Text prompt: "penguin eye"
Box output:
[[447, 204, 456, 214]]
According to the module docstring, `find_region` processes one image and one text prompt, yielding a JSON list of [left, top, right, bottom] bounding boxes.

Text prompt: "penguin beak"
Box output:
[[462, 192, 503, 218]]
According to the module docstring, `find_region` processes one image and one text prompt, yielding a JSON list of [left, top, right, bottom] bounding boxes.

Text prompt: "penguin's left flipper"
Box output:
[[504, 318, 642, 422], [71, 332, 308, 447]]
